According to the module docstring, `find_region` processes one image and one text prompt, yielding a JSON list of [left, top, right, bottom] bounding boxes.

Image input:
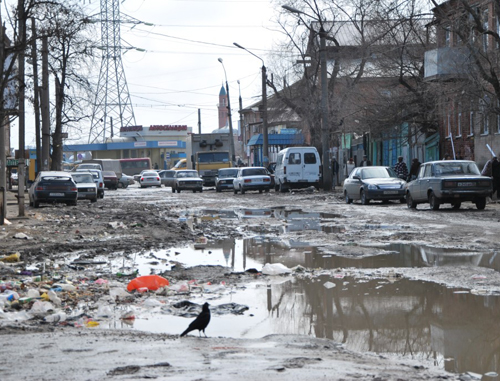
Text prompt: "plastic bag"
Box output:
[[127, 275, 169, 292], [261, 263, 292, 275]]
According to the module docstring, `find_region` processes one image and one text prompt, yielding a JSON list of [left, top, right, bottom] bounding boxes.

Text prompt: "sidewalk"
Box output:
[[3, 187, 29, 223]]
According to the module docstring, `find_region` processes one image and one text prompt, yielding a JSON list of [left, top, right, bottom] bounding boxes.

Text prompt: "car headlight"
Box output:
[[367, 184, 378, 190]]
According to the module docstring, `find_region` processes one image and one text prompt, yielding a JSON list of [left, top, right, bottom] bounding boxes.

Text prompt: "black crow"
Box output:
[[180, 302, 210, 337]]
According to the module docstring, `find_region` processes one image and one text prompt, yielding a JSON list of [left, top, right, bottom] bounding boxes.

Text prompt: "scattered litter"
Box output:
[[323, 281, 336, 289], [0, 253, 21, 262], [13, 233, 30, 240], [127, 275, 170, 292]]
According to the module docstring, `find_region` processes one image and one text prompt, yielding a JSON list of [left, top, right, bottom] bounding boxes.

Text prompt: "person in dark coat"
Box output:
[[360, 155, 371, 166], [331, 157, 339, 187], [491, 157, 500, 199], [394, 156, 408, 179], [407, 158, 421, 181]]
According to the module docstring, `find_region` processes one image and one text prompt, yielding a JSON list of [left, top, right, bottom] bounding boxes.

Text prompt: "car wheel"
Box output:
[[234, 187, 238, 194], [240, 185, 245, 195], [29, 195, 33, 207], [193, 190, 196, 193], [361, 190, 370, 205], [117, 182, 123, 189], [399, 197, 406, 204], [91, 197, 97, 203], [475, 197, 486, 210], [172, 187, 175, 193], [406, 193, 417, 209], [199, 188, 203, 193], [274, 184, 279, 192], [259, 189, 263, 194], [344, 191, 353, 204], [279, 182, 287, 193], [216, 186, 221, 193], [265, 188, 269, 193], [177, 187, 181, 193], [34, 199, 40, 208], [452, 202, 461, 210], [100, 192, 104, 199], [429, 191, 440, 210]]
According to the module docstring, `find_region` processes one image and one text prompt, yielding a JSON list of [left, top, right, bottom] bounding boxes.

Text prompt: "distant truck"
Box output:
[[82, 159, 122, 179], [188, 133, 232, 186]]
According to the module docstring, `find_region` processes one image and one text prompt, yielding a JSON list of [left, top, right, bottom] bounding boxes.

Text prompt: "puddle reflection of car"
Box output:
[[343, 166, 406, 205], [235, 208, 273, 219], [215, 168, 239, 192], [233, 167, 272, 194], [405, 160, 492, 210], [173, 170, 203, 193], [70, 172, 98, 203], [28, 171, 78, 208]]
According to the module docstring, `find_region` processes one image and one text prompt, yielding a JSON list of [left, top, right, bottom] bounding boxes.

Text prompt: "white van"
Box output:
[[274, 147, 321, 192]]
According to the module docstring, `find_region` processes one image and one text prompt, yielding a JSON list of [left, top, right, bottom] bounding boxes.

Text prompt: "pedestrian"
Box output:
[[360, 155, 371, 167], [331, 157, 339, 187], [394, 156, 408, 179], [491, 157, 500, 199], [481, 156, 496, 177], [407, 158, 421, 181], [154, 162, 159, 170], [345, 158, 355, 178]]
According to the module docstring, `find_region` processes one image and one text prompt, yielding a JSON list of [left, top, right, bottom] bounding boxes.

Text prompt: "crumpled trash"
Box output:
[[45, 311, 67, 323], [261, 263, 292, 275], [323, 281, 336, 289], [47, 290, 62, 306], [127, 275, 169, 292], [109, 288, 131, 300], [13, 233, 30, 240], [143, 298, 163, 308], [96, 305, 113, 317], [0, 253, 21, 262], [30, 301, 55, 316]]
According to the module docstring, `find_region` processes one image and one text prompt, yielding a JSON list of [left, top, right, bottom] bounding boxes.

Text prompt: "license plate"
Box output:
[[50, 193, 64, 197], [457, 182, 474, 187], [383, 191, 398, 195]]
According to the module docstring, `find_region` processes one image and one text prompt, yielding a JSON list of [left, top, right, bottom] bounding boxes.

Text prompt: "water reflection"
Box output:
[[268, 276, 500, 376]]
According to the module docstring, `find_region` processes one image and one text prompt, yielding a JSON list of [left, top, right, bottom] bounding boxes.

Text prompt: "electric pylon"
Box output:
[[88, 0, 137, 143]]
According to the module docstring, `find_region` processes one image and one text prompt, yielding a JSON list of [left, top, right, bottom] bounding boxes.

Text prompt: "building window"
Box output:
[[482, 8, 489, 51], [480, 97, 489, 135], [445, 28, 451, 47]]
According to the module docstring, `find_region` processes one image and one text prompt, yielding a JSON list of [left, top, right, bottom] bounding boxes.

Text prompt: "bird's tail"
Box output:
[[180, 328, 190, 337]]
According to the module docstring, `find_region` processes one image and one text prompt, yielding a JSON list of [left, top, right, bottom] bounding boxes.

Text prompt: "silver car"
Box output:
[[71, 172, 98, 203], [343, 166, 406, 205], [406, 160, 492, 210], [233, 167, 271, 194], [215, 168, 239, 192], [173, 170, 203, 193], [139, 171, 161, 188]]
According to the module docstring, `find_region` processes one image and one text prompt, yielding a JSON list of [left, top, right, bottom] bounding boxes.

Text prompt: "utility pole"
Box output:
[[0, 14, 5, 223], [31, 18, 41, 176], [320, 28, 332, 190], [198, 108, 201, 134], [41, 36, 50, 171], [17, 0, 26, 217]]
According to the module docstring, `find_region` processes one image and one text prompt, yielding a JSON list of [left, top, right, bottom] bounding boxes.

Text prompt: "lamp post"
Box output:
[[282, 5, 332, 191], [237, 80, 245, 165], [233, 43, 268, 167], [217, 58, 236, 164]]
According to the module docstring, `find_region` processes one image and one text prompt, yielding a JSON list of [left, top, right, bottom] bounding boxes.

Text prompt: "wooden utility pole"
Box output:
[[0, 13, 5, 223], [17, 0, 26, 217], [31, 18, 41, 176], [41, 36, 50, 171]]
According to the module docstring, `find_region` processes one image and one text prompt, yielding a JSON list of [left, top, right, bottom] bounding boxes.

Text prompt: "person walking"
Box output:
[[481, 156, 497, 177], [491, 157, 500, 200], [331, 157, 339, 187], [407, 158, 421, 181], [360, 155, 371, 166], [344, 158, 355, 178], [394, 156, 408, 179]]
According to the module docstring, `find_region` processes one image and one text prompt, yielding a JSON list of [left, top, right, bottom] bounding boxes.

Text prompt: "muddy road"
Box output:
[[2, 185, 500, 380]]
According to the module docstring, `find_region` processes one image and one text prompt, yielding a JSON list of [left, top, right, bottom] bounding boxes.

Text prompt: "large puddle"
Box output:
[[66, 207, 500, 378]]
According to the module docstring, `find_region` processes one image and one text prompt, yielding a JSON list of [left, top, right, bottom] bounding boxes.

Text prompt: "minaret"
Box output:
[[218, 85, 228, 129]]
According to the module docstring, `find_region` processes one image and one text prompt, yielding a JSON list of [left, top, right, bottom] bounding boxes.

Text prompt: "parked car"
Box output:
[[70, 172, 98, 203], [73, 163, 102, 171], [274, 147, 321, 192], [139, 170, 161, 188], [159, 170, 176, 188], [134, 170, 150, 183], [28, 171, 78, 208], [405, 160, 492, 210], [215, 168, 239, 192], [233, 167, 272, 194], [102, 171, 119, 190], [77, 168, 105, 199], [172, 170, 203, 193], [343, 166, 407, 205], [118, 174, 135, 189]]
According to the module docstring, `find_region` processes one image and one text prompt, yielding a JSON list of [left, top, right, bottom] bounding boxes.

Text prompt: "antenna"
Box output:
[[88, 0, 137, 143]]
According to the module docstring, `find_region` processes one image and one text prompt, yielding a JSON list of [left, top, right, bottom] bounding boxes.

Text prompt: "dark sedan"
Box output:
[[28, 171, 78, 208], [406, 160, 492, 210], [343, 166, 406, 205], [215, 168, 239, 192], [102, 171, 119, 190]]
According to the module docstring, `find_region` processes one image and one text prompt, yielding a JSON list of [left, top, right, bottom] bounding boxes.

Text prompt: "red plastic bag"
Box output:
[[127, 275, 170, 292]]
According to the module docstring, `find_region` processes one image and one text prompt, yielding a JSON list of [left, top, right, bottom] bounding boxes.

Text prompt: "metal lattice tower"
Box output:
[[88, 0, 136, 143]]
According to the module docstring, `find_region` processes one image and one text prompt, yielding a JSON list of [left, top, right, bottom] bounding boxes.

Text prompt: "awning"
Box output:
[[247, 133, 304, 147]]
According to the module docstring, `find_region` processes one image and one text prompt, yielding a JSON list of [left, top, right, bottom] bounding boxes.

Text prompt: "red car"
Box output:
[[102, 171, 119, 190]]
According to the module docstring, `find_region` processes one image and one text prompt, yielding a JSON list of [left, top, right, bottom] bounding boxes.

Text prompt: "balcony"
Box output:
[[424, 47, 472, 81]]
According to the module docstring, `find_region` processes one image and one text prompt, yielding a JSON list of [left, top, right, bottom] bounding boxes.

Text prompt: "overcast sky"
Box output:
[[9, 0, 287, 149]]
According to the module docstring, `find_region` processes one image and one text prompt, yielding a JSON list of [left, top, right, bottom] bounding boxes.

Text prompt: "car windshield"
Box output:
[[433, 162, 480, 176], [72, 174, 93, 183], [242, 168, 267, 176], [177, 171, 197, 178], [218, 169, 239, 178], [360, 167, 395, 179], [142, 171, 157, 177]]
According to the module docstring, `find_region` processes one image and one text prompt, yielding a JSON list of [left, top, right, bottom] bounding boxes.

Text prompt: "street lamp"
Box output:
[[233, 42, 268, 167], [282, 5, 332, 191], [237, 80, 245, 165], [217, 58, 236, 164]]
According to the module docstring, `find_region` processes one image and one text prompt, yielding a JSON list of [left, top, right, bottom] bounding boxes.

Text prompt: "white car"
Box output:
[[172, 170, 203, 193], [139, 170, 161, 188], [71, 172, 98, 203], [233, 167, 272, 194], [77, 168, 105, 199]]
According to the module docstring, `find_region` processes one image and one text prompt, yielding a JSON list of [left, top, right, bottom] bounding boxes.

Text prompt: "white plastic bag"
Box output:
[[261, 263, 292, 275]]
